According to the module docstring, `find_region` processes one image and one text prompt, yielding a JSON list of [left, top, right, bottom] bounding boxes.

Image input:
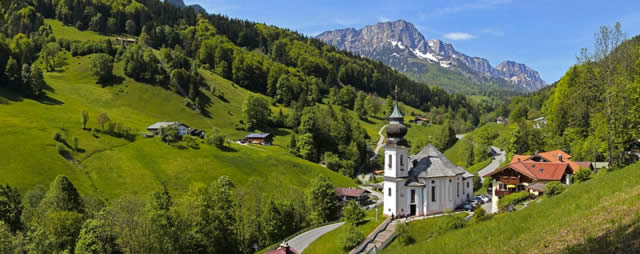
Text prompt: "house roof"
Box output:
[[408, 144, 471, 178], [527, 182, 547, 192], [264, 244, 299, 254], [147, 122, 188, 130], [488, 161, 569, 181], [335, 187, 366, 197], [245, 133, 272, 139], [537, 150, 581, 173], [511, 155, 532, 164]]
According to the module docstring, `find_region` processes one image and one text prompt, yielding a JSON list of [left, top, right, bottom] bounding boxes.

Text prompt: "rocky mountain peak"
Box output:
[[316, 20, 548, 92]]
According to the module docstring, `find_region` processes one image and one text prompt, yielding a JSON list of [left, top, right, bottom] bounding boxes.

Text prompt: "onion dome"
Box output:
[[386, 122, 407, 138]]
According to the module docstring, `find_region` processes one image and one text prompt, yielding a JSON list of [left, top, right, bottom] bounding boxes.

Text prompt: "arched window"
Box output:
[[388, 154, 392, 169], [388, 188, 392, 197], [400, 155, 404, 166]]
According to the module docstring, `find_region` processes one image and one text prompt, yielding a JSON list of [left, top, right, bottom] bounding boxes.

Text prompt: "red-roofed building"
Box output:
[[486, 161, 572, 197], [335, 187, 369, 206], [264, 242, 299, 254]]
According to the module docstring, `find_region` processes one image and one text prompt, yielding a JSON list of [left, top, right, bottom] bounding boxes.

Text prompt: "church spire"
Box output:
[[389, 84, 403, 122]]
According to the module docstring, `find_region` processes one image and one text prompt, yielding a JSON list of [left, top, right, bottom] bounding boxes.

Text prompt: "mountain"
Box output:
[[165, 0, 207, 13], [316, 20, 547, 93]]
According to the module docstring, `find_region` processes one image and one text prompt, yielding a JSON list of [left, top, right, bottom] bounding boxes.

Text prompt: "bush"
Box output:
[[437, 215, 466, 234], [205, 135, 226, 148], [396, 222, 414, 245], [342, 200, 365, 225], [575, 168, 592, 183], [341, 223, 363, 250], [183, 135, 199, 149], [498, 191, 531, 211], [324, 152, 341, 171], [472, 207, 491, 223], [545, 182, 566, 196]]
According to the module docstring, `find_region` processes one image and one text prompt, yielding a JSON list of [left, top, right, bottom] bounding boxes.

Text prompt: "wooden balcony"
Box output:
[[499, 176, 521, 185]]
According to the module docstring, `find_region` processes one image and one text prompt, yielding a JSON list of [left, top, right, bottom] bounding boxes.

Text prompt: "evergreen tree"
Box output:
[[39, 175, 84, 214], [0, 184, 23, 232]]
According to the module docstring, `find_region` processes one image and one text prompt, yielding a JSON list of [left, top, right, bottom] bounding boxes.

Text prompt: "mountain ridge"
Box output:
[[316, 20, 547, 92]]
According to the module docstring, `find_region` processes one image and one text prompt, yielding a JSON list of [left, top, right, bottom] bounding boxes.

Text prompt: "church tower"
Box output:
[[383, 86, 409, 216]]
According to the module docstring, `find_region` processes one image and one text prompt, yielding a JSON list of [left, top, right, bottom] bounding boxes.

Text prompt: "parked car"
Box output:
[[479, 195, 490, 203], [467, 199, 481, 207], [471, 196, 484, 204], [458, 203, 476, 211]]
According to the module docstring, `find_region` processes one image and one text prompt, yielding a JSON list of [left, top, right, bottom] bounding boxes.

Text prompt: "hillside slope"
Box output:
[[0, 47, 355, 199], [387, 163, 640, 253]]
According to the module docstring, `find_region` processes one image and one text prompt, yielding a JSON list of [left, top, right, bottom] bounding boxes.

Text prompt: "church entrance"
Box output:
[[410, 204, 416, 216]]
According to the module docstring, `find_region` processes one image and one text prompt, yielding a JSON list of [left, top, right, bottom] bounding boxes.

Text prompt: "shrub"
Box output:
[[341, 223, 363, 250], [183, 135, 199, 149], [396, 222, 414, 245], [472, 207, 491, 223], [323, 152, 341, 171], [342, 200, 365, 225], [205, 135, 226, 148], [498, 191, 531, 211], [545, 182, 566, 196], [575, 168, 592, 183], [437, 215, 466, 234]]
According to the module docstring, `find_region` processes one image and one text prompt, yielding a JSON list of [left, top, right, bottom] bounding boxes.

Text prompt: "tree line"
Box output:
[[0, 174, 346, 253]]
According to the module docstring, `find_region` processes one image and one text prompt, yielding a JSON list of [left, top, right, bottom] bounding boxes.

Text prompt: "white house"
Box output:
[[147, 122, 189, 136], [383, 101, 474, 217]]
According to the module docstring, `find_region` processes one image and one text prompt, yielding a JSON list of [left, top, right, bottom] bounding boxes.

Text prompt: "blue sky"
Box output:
[[185, 0, 640, 83]]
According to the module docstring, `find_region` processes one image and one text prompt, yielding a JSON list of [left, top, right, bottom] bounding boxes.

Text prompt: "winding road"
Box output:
[[478, 146, 506, 178], [288, 222, 345, 253]]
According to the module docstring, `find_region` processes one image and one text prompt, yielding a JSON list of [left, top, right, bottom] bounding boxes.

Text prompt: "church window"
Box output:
[[400, 155, 404, 166], [388, 154, 392, 169], [467, 182, 469, 188], [431, 184, 436, 202], [388, 188, 392, 196], [457, 182, 460, 197]]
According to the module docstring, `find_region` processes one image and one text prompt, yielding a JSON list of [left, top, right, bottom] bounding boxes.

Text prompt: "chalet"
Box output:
[[496, 116, 506, 124], [187, 128, 206, 138], [335, 187, 369, 206], [147, 122, 189, 136], [510, 150, 589, 174], [409, 115, 430, 125], [115, 37, 136, 47], [264, 242, 299, 254], [245, 133, 273, 145], [486, 161, 572, 198]]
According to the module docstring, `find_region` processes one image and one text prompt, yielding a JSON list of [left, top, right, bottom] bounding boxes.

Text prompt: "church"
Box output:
[[383, 100, 474, 217]]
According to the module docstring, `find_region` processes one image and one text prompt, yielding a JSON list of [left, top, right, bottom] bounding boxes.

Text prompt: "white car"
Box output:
[[479, 195, 491, 203]]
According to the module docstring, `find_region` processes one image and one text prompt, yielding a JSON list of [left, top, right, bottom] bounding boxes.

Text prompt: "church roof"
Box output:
[[408, 144, 471, 178], [389, 103, 404, 120]]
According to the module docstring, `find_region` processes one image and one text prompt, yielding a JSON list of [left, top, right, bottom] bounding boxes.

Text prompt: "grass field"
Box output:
[[386, 162, 640, 253], [46, 19, 116, 42], [304, 208, 385, 254], [384, 213, 468, 252], [0, 50, 355, 199]]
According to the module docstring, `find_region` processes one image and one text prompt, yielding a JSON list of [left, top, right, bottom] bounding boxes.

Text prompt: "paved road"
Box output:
[[288, 222, 344, 253], [360, 185, 384, 210], [478, 146, 506, 178], [371, 125, 388, 160], [455, 134, 466, 140]]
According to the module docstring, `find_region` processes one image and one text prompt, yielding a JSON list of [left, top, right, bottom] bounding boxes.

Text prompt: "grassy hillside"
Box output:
[[386, 163, 640, 253], [0, 49, 355, 199], [304, 208, 384, 254], [45, 19, 115, 42]]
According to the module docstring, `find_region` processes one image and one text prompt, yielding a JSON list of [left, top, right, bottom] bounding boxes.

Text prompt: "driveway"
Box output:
[[288, 222, 344, 253], [478, 146, 506, 179]]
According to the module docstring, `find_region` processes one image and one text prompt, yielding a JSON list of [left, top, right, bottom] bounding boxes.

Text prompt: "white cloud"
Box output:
[[378, 16, 391, 22], [443, 32, 476, 40]]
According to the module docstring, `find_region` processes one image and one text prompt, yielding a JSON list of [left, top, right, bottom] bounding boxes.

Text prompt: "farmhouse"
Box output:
[[496, 116, 506, 124], [408, 115, 430, 125], [487, 149, 594, 210], [264, 242, 299, 254], [245, 133, 273, 145], [115, 37, 136, 47], [147, 122, 189, 136], [335, 187, 369, 206], [383, 99, 474, 217]]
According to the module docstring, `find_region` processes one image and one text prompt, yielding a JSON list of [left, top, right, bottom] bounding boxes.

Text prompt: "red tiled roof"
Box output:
[[265, 245, 299, 254], [488, 161, 569, 181], [335, 188, 366, 197], [511, 155, 532, 164]]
